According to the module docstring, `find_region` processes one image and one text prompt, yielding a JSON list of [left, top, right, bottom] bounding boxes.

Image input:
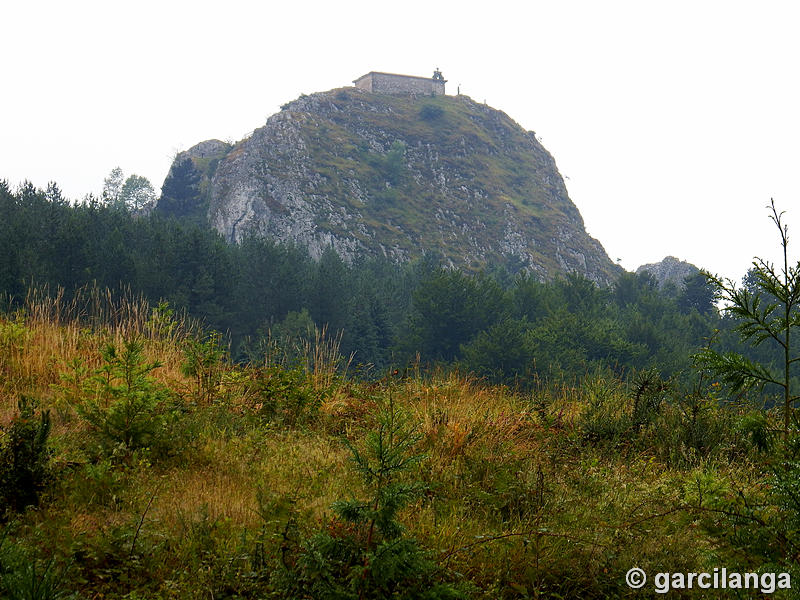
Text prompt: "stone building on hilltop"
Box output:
[[353, 69, 447, 96]]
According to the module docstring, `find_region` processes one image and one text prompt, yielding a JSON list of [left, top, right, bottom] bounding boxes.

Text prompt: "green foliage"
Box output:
[[651, 386, 737, 466], [102, 167, 124, 205], [145, 301, 178, 340], [0, 180, 726, 385], [337, 397, 426, 540], [157, 157, 202, 220], [273, 396, 463, 599], [612, 270, 659, 307], [163, 503, 258, 597], [309, 247, 352, 334], [528, 310, 644, 377], [511, 273, 561, 321], [119, 174, 156, 211], [0, 397, 52, 517], [687, 432, 800, 578], [678, 272, 715, 315], [63, 506, 168, 596], [345, 292, 394, 370], [737, 410, 772, 453], [410, 269, 508, 362], [181, 331, 226, 405], [0, 279, 793, 597], [76, 339, 171, 455], [0, 318, 30, 386], [419, 104, 445, 121], [270, 308, 316, 344], [0, 318, 29, 356], [766, 437, 800, 549], [695, 200, 800, 435], [101, 169, 156, 212], [577, 372, 632, 444], [555, 272, 611, 318], [384, 140, 407, 185], [460, 317, 532, 383], [575, 370, 742, 466], [73, 458, 125, 508], [694, 349, 777, 391], [0, 531, 70, 600], [251, 365, 317, 427]]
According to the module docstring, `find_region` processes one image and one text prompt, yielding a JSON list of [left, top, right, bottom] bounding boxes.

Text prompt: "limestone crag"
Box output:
[[636, 256, 700, 288], [161, 86, 621, 283]]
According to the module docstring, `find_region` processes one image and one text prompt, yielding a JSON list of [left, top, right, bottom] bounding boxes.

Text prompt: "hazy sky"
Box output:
[[3, 0, 799, 282]]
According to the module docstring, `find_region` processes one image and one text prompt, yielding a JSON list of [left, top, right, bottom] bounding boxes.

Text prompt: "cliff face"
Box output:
[[161, 87, 621, 283]]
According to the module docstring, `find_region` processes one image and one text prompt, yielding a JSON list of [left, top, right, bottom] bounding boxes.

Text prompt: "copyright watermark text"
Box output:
[[625, 567, 791, 594]]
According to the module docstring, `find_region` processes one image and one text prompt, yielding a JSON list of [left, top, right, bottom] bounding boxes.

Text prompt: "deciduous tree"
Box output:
[[102, 166, 124, 205], [120, 174, 156, 211]]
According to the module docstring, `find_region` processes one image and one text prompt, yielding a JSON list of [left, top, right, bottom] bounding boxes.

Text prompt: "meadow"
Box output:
[[0, 287, 792, 599]]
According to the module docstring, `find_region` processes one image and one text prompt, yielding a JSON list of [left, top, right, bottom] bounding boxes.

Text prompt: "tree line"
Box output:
[[0, 179, 772, 386]]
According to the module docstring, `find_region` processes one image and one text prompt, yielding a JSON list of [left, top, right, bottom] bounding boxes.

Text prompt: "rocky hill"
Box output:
[[636, 256, 700, 289], [158, 86, 621, 283]]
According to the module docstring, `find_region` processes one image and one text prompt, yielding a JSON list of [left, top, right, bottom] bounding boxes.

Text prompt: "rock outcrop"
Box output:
[[159, 86, 622, 283], [636, 256, 700, 288]]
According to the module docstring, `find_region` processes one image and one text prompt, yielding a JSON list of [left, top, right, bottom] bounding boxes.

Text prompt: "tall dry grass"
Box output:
[[0, 287, 766, 599], [0, 284, 196, 428], [261, 323, 353, 393]]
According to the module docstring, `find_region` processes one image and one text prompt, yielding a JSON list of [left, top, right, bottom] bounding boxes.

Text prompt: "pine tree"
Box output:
[[695, 200, 800, 437], [274, 396, 463, 599], [158, 158, 201, 219]]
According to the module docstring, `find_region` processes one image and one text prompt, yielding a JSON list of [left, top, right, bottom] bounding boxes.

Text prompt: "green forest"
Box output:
[[0, 180, 731, 383], [2, 180, 800, 598]]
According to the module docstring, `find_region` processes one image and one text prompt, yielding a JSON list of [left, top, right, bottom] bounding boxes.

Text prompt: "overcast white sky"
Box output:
[[3, 0, 799, 282]]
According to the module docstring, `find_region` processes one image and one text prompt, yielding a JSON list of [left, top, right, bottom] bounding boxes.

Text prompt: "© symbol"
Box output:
[[626, 567, 647, 589]]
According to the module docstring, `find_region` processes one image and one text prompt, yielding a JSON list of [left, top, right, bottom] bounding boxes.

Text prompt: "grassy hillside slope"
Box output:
[[0, 291, 791, 598]]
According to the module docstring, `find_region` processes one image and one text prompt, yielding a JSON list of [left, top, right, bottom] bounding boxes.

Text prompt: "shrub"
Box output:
[[384, 140, 406, 185], [72, 458, 125, 508], [0, 318, 30, 392], [687, 433, 800, 578], [420, 104, 445, 121], [181, 331, 226, 405], [77, 338, 170, 455], [0, 396, 52, 518], [651, 391, 735, 466], [694, 200, 800, 437], [577, 373, 631, 444], [250, 365, 317, 427]]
